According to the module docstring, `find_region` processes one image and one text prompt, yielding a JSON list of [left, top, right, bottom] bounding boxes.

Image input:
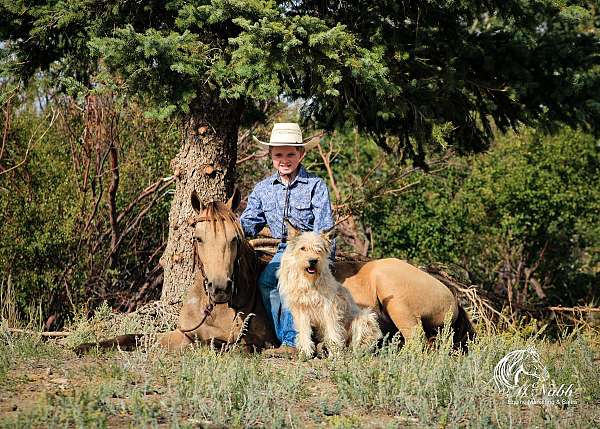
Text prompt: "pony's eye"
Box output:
[[300, 246, 307, 251]]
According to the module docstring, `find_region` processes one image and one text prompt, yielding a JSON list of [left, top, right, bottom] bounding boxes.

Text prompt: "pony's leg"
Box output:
[[294, 310, 315, 358], [158, 330, 193, 351], [383, 299, 422, 341]]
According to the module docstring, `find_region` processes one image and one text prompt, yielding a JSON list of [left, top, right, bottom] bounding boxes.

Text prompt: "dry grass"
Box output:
[[1, 305, 599, 428]]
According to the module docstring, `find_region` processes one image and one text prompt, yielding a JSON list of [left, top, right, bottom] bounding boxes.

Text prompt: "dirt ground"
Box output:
[[2, 332, 598, 428], [1, 343, 416, 428]]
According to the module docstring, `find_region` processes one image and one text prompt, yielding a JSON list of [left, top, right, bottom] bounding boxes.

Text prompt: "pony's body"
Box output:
[[76, 192, 277, 354], [335, 259, 474, 347], [278, 228, 381, 357], [159, 260, 275, 351], [159, 194, 277, 351]]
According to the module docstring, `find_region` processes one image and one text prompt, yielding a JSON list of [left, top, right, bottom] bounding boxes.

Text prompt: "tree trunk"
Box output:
[[159, 99, 242, 304]]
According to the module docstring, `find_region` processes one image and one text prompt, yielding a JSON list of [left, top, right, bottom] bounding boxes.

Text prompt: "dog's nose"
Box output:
[[308, 258, 318, 267]]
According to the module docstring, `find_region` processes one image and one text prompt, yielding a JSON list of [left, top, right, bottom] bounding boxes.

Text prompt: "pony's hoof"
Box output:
[[73, 342, 96, 356]]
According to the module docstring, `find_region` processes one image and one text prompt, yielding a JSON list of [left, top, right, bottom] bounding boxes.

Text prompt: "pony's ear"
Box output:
[[190, 190, 204, 214], [285, 219, 301, 239], [226, 187, 241, 212], [321, 226, 337, 242]]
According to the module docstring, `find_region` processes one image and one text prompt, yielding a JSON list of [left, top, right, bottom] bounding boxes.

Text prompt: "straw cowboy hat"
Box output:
[[252, 123, 319, 149]]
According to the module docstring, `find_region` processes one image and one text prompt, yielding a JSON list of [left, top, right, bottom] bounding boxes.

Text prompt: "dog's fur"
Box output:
[[278, 223, 381, 357]]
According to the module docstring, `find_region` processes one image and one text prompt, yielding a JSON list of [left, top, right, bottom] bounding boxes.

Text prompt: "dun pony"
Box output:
[[278, 223, 381, 357]]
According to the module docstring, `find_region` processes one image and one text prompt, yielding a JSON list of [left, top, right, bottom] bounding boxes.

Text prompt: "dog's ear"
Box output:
[[285, 219, 301, 239], [321, 226, 337, 242], [190, 190, 204, 214], [226, 187, 241, 212]]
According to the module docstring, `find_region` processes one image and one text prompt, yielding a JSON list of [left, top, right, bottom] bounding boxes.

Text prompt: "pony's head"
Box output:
[[189, 188, 244, 304], [283, 221, 336, 284]]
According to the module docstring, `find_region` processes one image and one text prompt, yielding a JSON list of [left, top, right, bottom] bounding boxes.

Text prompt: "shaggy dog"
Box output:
[[278, 223, 381, 357]]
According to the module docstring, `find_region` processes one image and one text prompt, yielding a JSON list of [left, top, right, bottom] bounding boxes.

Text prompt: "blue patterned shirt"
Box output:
[[241, 165, 335, 254]]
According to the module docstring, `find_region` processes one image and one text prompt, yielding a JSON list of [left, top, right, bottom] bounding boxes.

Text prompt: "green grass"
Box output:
[[1, 322, 599, 428]]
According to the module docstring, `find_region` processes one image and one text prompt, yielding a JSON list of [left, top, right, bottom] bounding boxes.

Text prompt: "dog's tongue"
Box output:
[[307, 267, 316, 274]]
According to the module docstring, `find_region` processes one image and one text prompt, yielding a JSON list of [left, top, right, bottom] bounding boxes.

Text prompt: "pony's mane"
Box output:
[[200, 201, 258, 282], [200, 201, 244, 238]]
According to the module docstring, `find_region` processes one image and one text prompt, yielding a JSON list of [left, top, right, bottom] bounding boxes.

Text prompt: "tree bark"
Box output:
[[159, 98, 242, 304]]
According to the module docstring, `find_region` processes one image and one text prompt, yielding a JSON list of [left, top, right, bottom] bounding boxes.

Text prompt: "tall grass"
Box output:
[[1, 319, 598, 428], [329, 326, 599, 427]]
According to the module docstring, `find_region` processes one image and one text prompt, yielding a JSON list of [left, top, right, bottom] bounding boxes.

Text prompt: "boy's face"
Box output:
[[270, 146, 305, 176]]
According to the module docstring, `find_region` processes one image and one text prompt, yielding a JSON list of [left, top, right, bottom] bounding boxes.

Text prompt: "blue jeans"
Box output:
[[258, 243, 297, 346]]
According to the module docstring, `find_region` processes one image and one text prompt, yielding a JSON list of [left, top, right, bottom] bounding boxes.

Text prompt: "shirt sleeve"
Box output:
[[240, 186, 267, 238], [312, 179, 336, 260]]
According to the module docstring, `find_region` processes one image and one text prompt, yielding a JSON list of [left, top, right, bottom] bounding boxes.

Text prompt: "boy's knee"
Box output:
[[259, 264, 279, 287], [259, 280, 278, 294]]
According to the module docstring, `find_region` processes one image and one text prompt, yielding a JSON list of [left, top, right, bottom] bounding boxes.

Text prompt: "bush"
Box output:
[[0, 95, 178, 322], [363, 127, 599, 307]]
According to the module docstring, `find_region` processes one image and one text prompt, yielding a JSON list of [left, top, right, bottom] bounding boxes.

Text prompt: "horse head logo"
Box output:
[[493, 346, 550, 393]]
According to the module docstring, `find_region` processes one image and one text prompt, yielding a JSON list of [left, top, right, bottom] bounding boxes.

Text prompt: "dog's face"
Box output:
[[285, 222, 336, 284]]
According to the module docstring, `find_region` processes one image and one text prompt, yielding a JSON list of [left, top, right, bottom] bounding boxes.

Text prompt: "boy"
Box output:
[[240, 123, 335, 356]]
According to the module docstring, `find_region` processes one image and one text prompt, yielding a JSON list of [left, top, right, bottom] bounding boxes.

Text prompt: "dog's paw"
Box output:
[[298, 350, 314, 361], [297, 341, 315, 359], [314, 341, 344, 359], [316, 341, 329, 358], [325, 343, 344, 358]]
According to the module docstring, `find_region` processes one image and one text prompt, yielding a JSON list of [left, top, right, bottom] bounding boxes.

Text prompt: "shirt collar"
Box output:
[[271, 165, 309, 185]]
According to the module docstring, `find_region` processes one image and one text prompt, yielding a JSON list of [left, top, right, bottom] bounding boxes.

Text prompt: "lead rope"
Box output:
[[177, 234, 243, 342], [281, 183, 291, 243], [176, 303, 215, 343]]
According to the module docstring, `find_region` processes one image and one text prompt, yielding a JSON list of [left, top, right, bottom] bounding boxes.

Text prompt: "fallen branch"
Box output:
[[5, 328, 70, 337], [548, 306, 600, 313]]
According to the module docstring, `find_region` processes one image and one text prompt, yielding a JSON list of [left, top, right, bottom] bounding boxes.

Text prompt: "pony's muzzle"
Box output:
[[207, 279, 234, 304]]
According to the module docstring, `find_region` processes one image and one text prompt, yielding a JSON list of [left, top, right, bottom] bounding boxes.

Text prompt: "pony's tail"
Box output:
[[452, 305, 475, 352], [350, 309, 382, 350]]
